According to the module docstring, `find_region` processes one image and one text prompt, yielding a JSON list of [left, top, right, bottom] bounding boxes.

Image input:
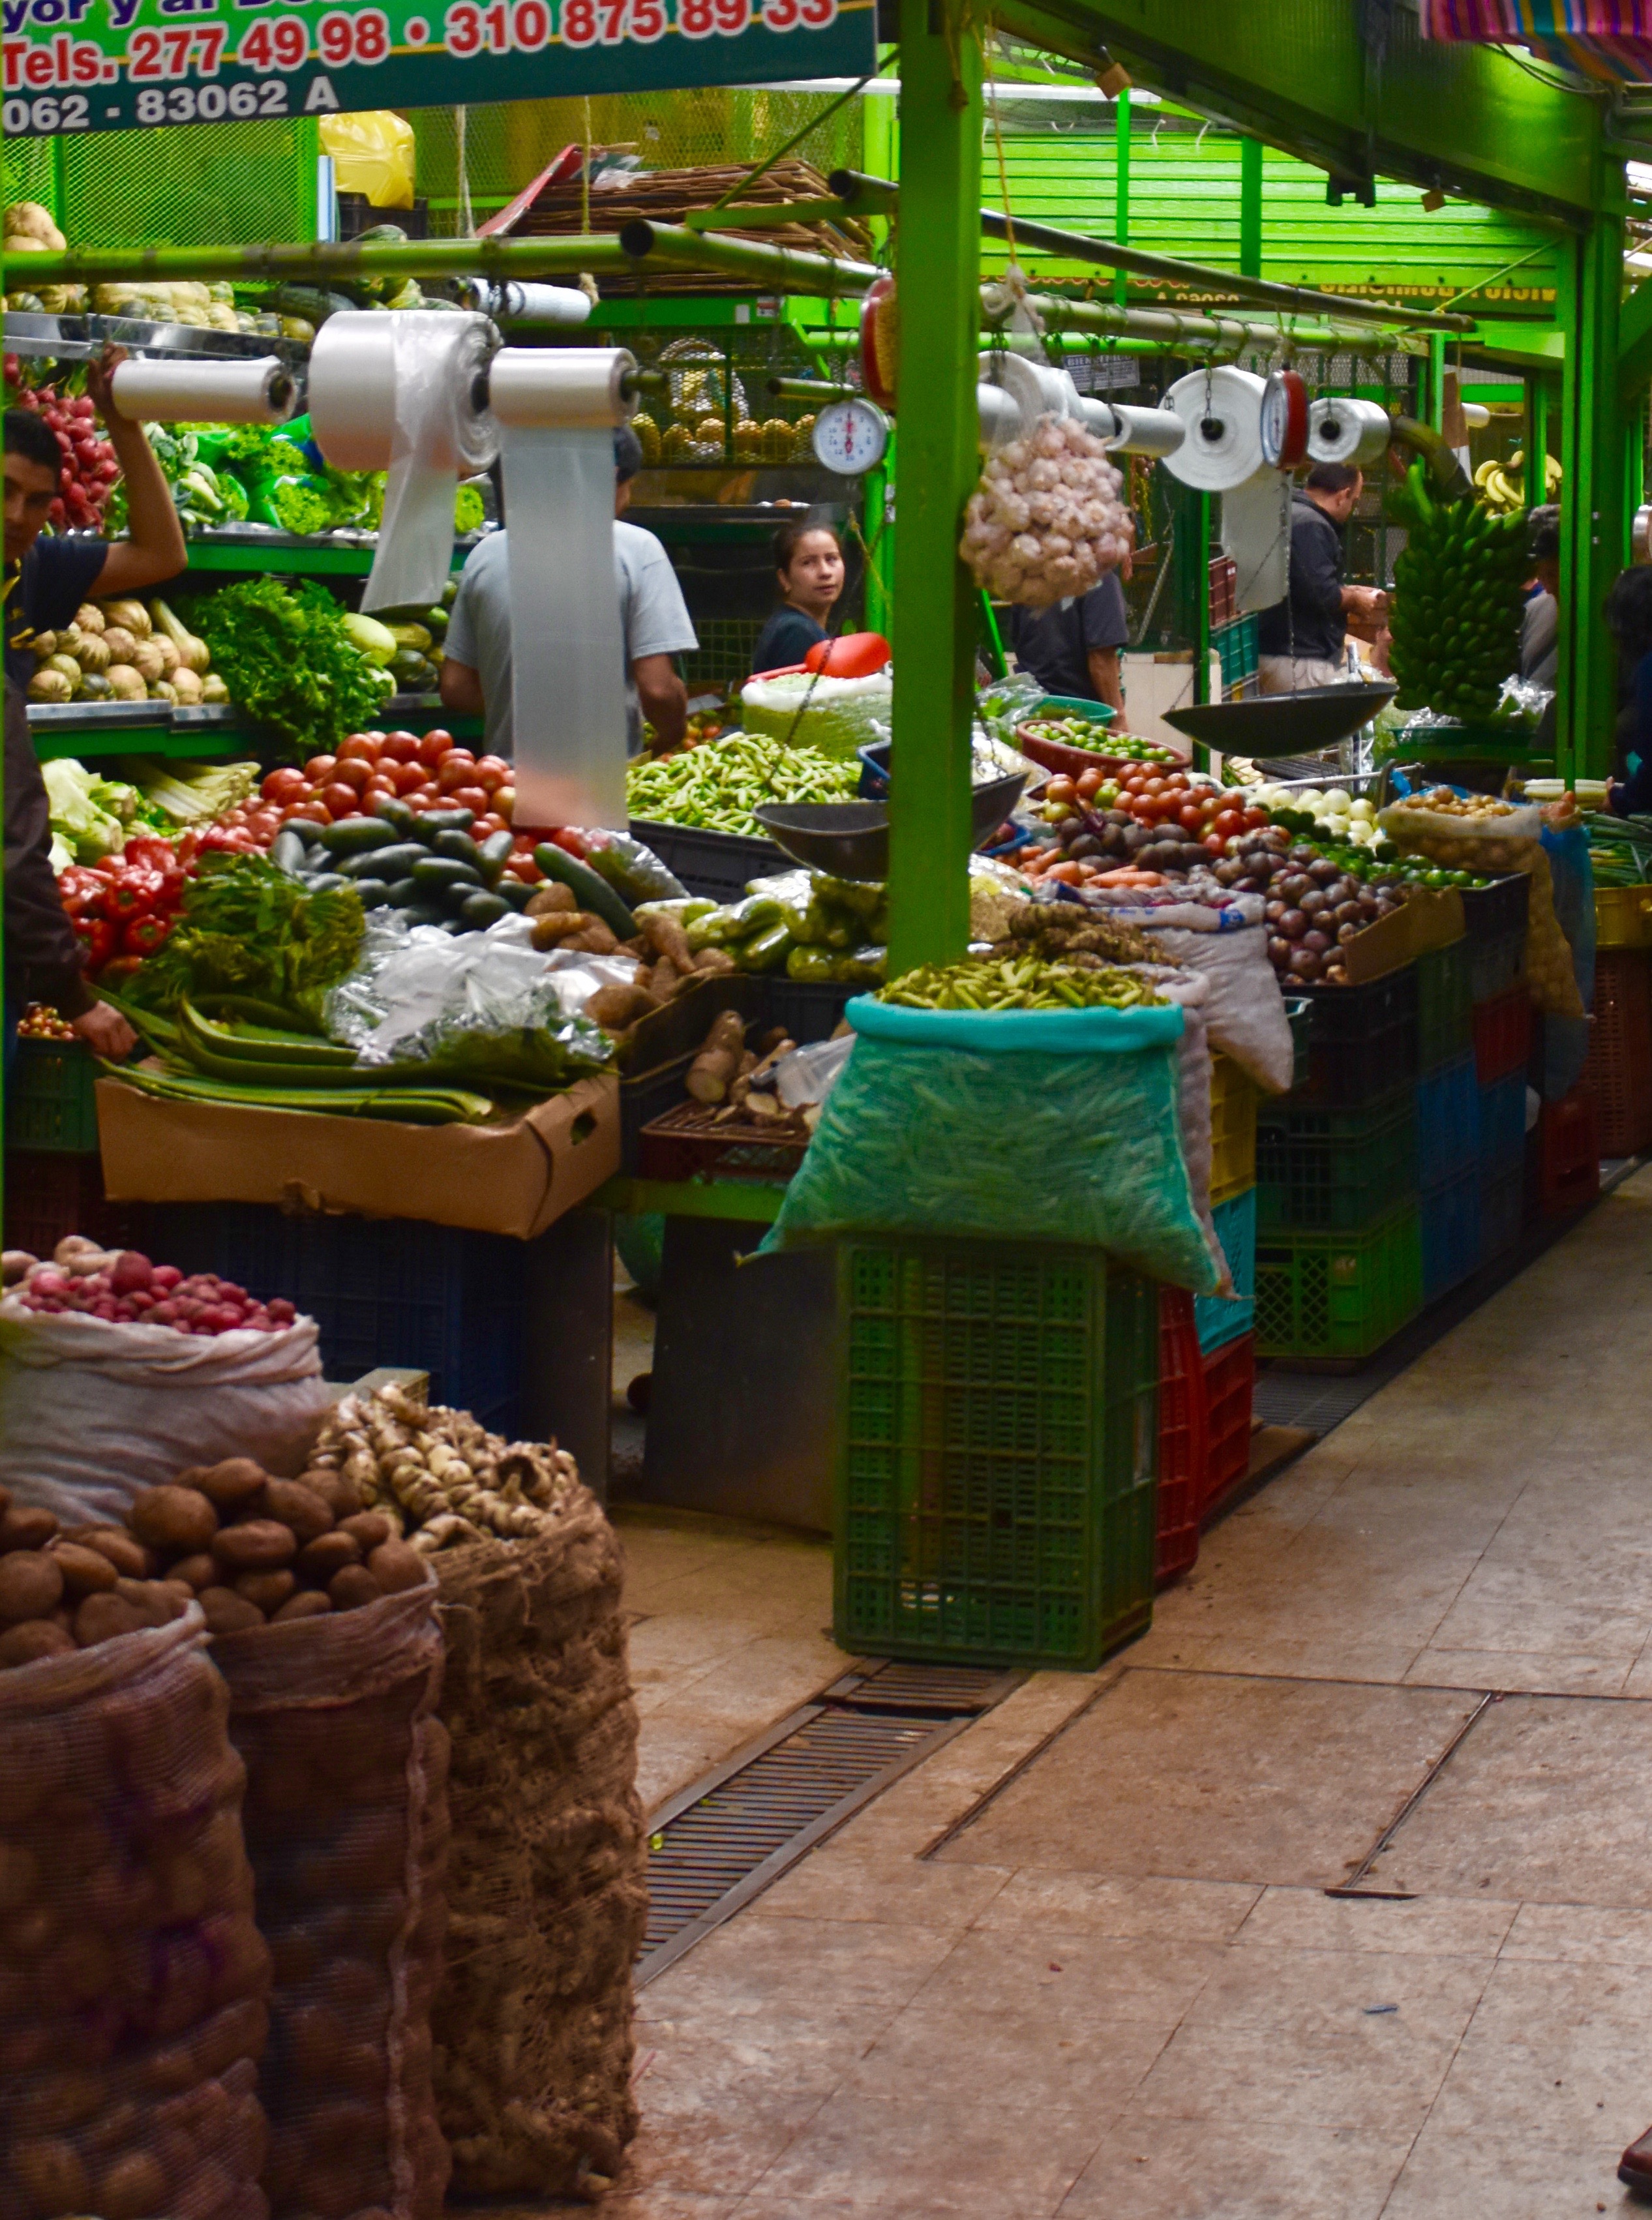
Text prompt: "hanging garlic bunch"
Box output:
[[310, 1383, 581, 1552], [959, 413, 1134, 608]]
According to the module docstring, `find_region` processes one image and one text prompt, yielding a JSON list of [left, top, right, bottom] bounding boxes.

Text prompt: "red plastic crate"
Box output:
[[1199, 1334, 1255, 1523], [1539, 1087, 1600, 1215], [1472, 985, 1533, 1088], [1156, 1287, 1204, 1588], [1581, 950, 1652, 1158]]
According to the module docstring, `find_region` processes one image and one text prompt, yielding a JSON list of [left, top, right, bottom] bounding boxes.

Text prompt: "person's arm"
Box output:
[[1085, 646, 1126, 721], [83, 349, 187, 599], [633, 653, 686, 751], [439, 657, 485, 719]]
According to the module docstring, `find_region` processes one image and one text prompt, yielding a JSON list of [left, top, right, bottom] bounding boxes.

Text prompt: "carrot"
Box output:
[[1042, 861, 1087, 885]]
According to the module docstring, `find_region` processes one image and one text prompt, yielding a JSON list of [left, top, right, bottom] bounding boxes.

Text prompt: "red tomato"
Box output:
[[449, 786, 490, 816], [328, 758, 371, 794], [244, 811, 281, 841], [502, 854, 541, 882], [1242, 806, 1269, 830], [382, 730, 421, 764], [550, 828, 589, 860], [302, 755, 337, 784], [363, 779, 398, 804], [1213, 810, 1244, 839], [472, 755, 511, 793], [279, 802, 328, 825], [436, 755, 479, 794], [338, 733, 382, 764], [1075, 770, 1104, 801], [473, 813, 507, 837], [418, 729, 455, 768], [1203, 832, 1226, 855], [1178, 803, 1207, 831], [1141, 776, 1166, 796], [385, 761, 425, 795], [261, 767, 308, 805], [319, 783, 361, 818]]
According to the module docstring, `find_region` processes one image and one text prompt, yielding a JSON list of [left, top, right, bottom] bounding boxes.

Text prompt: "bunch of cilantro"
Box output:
[[188, 577, 389, 755]]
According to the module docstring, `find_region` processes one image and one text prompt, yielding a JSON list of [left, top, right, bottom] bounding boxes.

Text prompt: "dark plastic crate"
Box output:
[[1420, 1169, 1480, 1302], [4, 1149, 145, 1265], [1416, 939, 1473, 1073], [835, 1236, 1158, 1670], [755, 976, 856, 1044], [140, 1204, 527, 1431], [1195, 1186, 1256, 1355], [1284, 970, 1419, 1108], [1539, 1087, 1599, 1216], [1460, 871, 1530, 945], [638, 1100, 809, 1185], [619, 978, 767, 1171], [1199, 1333, 1255, 1521], [1415, 1053, 1479, 1190], [1257, 1091, 1415, 1234], [1477, 1072, 1527, 1182], [8, 1040, 100, 1152], [1581, 948, 1652, 1158], [1479, 1164, 1524, 1263], [1156, 1287, 1203, 1589], [1469, 925, 1525, 1004], [1473, 986, 1533, 1087], [1255, 1206, 1422, 1361], [629, 818, 787, 903]]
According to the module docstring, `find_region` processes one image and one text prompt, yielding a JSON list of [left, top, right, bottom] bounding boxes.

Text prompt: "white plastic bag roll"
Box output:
[[308, 308, 498, 612], [110, 353, 297, 425], [1222, 468, 1291, 614], [1099, 402, 1186, 459], [492, 346, 637, 834], [1162, 366, 1267, 490], [1307, 395, 1390, 468]]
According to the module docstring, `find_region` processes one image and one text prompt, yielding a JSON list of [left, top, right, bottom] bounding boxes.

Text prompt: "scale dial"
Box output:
[[812, 398, 890, 476], [1259, 368, 1310, 470]]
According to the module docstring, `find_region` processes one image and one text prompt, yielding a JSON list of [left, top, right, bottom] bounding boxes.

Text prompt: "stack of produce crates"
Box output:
[[1256, 972, 1422, 1361], [1467, 875, 1532, 1265], [834, 1235, 1159, 1669], [3, 1038, 139, 1261], [1580, 948, 1652, 1157], [1199, 1053, 1257, 1512], [1155, 1287, 1204, 1587], [1414, 933, 1479, 1302]]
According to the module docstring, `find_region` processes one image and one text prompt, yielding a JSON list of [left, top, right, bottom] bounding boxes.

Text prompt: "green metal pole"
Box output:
[[886, 0, 982, 977], [1426, 334, 1447, 432], [1527, 379, 1550, 508], [1557, 212, 1626, 785], [864, 430, 894, 638], [1239, 139, 1263, 282], [1113, 90, 1131, 312]]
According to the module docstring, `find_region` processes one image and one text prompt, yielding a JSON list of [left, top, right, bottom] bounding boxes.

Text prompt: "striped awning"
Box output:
[[1420, 0, 1652, 80]]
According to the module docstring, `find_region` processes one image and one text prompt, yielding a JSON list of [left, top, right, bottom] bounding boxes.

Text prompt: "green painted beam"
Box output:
[[1239, 137, 1263, 281], [1620, 276, 1652, 404], [1, 236, 635, 288], [1557, 215, 1626, 785], [885, 5, 982, 978]]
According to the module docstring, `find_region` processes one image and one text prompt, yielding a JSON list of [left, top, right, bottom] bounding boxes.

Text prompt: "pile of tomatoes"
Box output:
[[258, 728, 514, 833], [1036, 762, 1272, 856]]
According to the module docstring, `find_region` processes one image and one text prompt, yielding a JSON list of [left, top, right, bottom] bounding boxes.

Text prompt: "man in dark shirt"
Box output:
[[1255, 461, 1386, 693], [1008, 570, 1131, 723]]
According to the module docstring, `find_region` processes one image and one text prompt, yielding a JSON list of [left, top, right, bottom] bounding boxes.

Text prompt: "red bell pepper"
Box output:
[[152, 869, 188, 916], [56, 865, 111, 916], [74, 916, 119, 971], [122, 834, 176, 873], [123, 912, 175, 957], [97, 869, 165, 923]]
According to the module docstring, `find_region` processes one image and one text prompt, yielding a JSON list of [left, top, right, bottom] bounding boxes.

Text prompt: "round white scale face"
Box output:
[[812, 398, 890, 475]]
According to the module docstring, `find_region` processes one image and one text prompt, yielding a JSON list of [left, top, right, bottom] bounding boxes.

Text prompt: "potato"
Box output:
[[0, 1620, 70, 1669], [74, 1525, 150, 1579], [212, 1520, 295, 1572], [525, 881, 577, 917], [0, 1504, 58, 1553], [339, 1512, 393, 1552], [10, 2138, 88, 2214], [234, 1568, 296, 1613], [48, 1539, 119, 1597], [299, 1467, 363, 1520], [258, 1478, 334, 1544], [0, 1842, 38, 1913], [274, 1590, 333, 1623], [97, 2148, 168, 2220], [329, 1565, 382, 1612], [184, 1456, 269, 1508], [129, 1484, 218, 1555], [170, 1552, 218, 1592], [0, 1552, 63, 1624], [297, 1531, 361, 1580], [367, 1538, 427, 1596], [74, 1591, 148, 1647], [198, 1587, 265, 1635], [112, 1575, 182, 1628]]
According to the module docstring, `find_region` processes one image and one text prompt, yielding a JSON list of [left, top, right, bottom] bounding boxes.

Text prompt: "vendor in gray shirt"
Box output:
[[440, 425, 697, 756]]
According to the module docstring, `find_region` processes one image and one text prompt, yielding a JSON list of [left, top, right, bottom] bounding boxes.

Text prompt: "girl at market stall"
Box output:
[[751, 518, 846, 675]]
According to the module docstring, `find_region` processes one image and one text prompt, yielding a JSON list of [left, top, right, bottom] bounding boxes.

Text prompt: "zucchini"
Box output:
[[479, 829, 513, 882], [418, 806, 475, 833], [346, 841, 427, 880], [318, 816, 400, 858], [353, 879, 393, 910], [432, 828, 483, 867], [412, 855, 483, 892], [533, 843, 635, 937], [270, 828, 308, 877], [458, 889, 509, 928]]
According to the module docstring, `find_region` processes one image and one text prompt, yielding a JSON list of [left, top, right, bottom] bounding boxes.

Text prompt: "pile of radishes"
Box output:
[[959, 414, 1134, 608], [7, 376, 119, 532], [3, 1237, 297, 1334]]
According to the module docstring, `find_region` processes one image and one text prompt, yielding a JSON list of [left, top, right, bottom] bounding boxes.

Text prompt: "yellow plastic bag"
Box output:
[[320, 110, 415, 209]]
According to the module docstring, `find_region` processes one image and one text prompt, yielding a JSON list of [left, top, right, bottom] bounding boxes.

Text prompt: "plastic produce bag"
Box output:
[[431, 1503, 647, 2200], [766, 996, 1219, 1292], [215, 1579, 451, 2220], [1135, 967, 1230, 1292], [739, 670, 894, 761], [318, 111, 415, 209], [0, 1608, 273, 2220], [0, 1304, 330, 1524], [580, 830, 687, 905]]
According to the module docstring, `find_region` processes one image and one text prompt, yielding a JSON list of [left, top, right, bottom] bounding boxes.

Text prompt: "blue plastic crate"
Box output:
[[1415, 1053, 1479, 1190], [138, 1204, 527, 1432], [1477, 1072, 1527, 1182], [1195, 1186, 1256, 1355], [1421, 1169, 1480, 1302]]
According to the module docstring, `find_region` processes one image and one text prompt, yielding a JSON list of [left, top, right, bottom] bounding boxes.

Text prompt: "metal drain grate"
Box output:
[[637, 1662, 1022, 1984]]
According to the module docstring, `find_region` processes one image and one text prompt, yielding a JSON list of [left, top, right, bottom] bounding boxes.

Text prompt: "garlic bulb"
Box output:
[[959, 414, 1134, 608]]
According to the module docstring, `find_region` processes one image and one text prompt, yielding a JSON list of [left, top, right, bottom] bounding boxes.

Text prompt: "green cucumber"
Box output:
[[371, 796, 417, 831], [479, 830, 514, 882], [271, 828, 308, 877], [387, 877, 423, 906], [412, 855, 483, 892], [353, 879, 393, 910], [496, 876, 534, 911], [318, 816, 401, 858], [400, 904, 449, 927], [306, 872, 349, 893], [350, 841, 428, 880], [417, 806, 475, 833], [458, 889, 509, 928], [432, 828, 483, 867], [533, 843, 635, 937]]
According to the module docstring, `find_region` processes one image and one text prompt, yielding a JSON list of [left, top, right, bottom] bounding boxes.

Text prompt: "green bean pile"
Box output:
[[627, 732, 860, 837], [879, 957, 1164, 1012]]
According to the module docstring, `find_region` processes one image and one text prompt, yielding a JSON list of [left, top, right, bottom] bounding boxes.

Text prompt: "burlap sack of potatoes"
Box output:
[[429, 1490, 646, 2201], [211, 1578, 451, 2220], [0, 1608, 274, 2220]]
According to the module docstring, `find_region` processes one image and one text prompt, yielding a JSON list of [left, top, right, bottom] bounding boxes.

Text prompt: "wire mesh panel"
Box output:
[[34, 118, 319, 248]]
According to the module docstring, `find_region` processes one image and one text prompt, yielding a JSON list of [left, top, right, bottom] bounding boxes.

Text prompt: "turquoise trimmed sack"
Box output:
[[765, 994, 1219, 1291]]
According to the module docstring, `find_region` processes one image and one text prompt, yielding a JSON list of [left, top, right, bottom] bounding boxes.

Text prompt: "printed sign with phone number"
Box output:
[[2, 0, 873, 136]]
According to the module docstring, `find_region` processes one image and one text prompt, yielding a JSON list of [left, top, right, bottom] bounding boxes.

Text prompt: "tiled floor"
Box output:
[[603, 1167, 1652, 2217]]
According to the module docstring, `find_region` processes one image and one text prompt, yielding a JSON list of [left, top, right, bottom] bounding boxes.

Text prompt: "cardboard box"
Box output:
[[1340, 888, 1465, 986], [96, 1073, 619, 1239]]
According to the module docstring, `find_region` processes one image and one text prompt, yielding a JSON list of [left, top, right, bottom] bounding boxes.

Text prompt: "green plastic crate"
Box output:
[[1255, 1207, 1423, 1362], [1256, 1091, 1416, 1235], [835, 1237, 1158, 1671], [1416, 938, 1473, 1073], [8, 1041, 100, 1152]]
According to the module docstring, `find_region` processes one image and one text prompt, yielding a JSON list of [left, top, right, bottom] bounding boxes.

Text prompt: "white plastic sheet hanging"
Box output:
[[110, 354, 299, 425], [491, 346, 636, 835], [307, 308, 498, 613], [1161, 366, 1267, 490], [1306, 395, 1391, 469], [1221, 469, 1291, 613]]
